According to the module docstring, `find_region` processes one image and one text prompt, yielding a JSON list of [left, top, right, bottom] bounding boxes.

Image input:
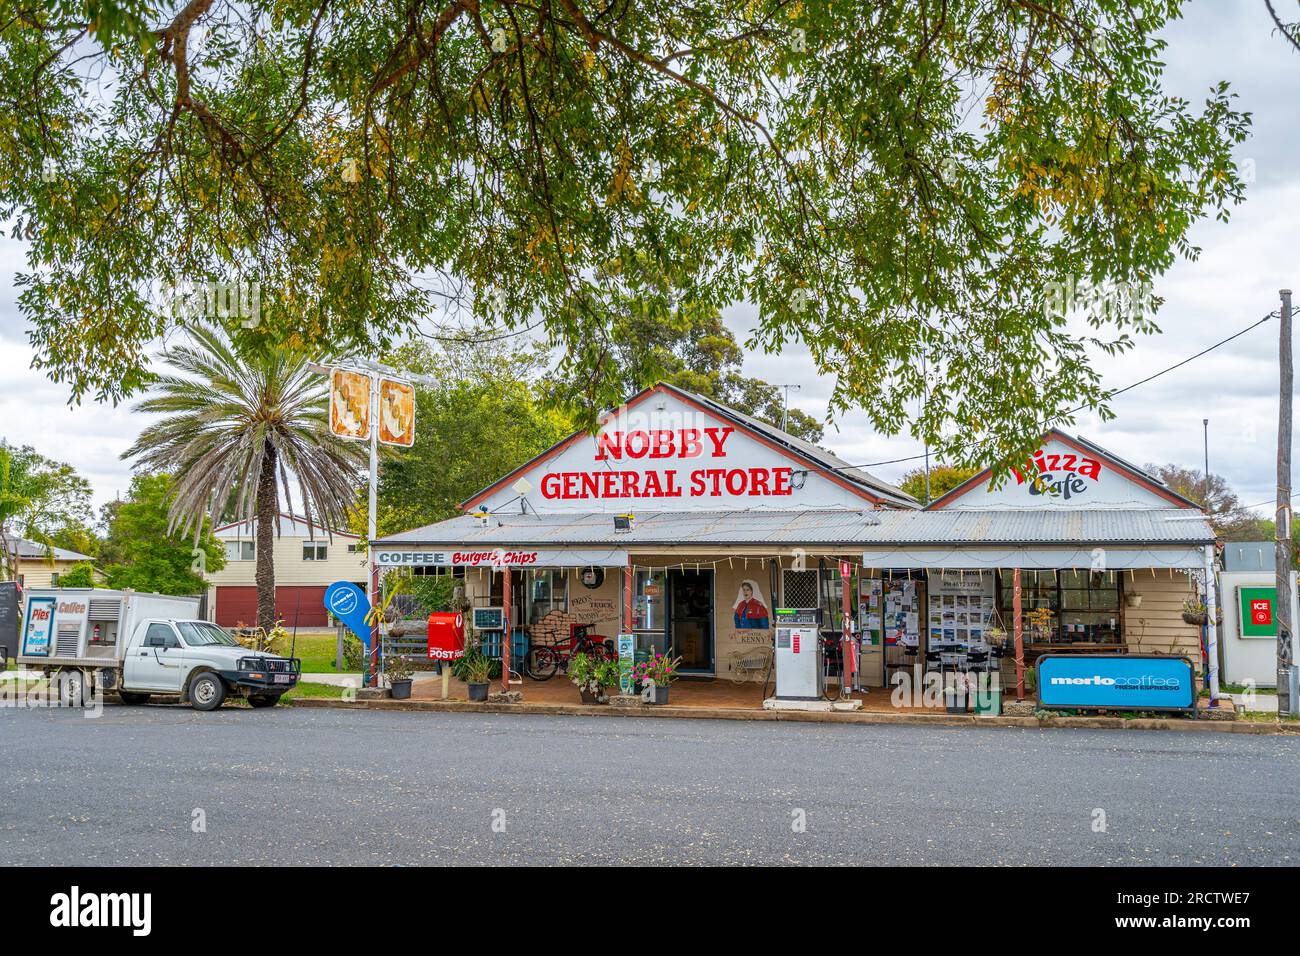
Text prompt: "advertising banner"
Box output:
[[377, 378, 416, 447], [1237, 586, 1277, 638], [1037, 654, 1195, 712], [324, 582, 372, 649], [22, 595, 56, 657]]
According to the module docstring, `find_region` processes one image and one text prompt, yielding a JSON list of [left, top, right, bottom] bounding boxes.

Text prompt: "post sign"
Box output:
[[1238, 586, 1278, 638], [21, 595, 56, 657], [1037, 654, 1196, 712], [427, 612, 465, 661]]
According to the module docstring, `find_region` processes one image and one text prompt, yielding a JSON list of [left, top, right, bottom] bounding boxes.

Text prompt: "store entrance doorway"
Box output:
[[668, 569, 714, 672]]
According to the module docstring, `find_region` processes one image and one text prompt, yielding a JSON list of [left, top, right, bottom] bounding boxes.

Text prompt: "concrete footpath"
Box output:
[[289, 694, 1298, 735]]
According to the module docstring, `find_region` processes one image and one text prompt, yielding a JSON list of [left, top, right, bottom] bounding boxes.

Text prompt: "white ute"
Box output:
[[17, 588, 300, 710]]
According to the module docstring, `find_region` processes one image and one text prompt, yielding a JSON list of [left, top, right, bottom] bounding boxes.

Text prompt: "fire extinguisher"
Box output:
[[92, 622, 101, 643]]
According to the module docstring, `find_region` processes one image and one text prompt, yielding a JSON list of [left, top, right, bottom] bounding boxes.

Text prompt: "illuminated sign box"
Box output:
[[1036, 654, 1196, 713], [1237, 586, 1278, 639]]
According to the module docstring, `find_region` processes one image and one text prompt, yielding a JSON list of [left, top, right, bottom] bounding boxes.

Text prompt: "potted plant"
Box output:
[[569, 651, 617, 704], [1181, 598, 1223, 626], [632, 652, 680, 705], [1125, 592, 1143, 609], [384, 653, 415, 700], [459, 646, 491, 701]]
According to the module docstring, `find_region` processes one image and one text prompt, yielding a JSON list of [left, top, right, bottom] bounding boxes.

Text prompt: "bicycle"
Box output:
[[526, 624, 614, 680]]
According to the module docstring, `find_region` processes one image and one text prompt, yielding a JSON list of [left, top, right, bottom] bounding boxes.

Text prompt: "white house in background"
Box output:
[[206, 514, 367, 628], [5, 538, 94, 589]]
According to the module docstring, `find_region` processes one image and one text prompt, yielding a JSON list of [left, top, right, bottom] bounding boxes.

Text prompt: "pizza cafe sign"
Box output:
[[1012, 449, 1103, 501], [540, 426, 796, 501]]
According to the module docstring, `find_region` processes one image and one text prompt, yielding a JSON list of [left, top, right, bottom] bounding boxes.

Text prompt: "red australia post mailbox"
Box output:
[[427, 612, 465, 661]]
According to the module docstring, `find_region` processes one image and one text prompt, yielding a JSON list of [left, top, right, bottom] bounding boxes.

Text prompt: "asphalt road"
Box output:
[[2, 704, 1298, 865]]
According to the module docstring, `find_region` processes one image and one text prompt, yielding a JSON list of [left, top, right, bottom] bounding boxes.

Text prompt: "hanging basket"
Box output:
[[1125, 594, 1143, 609]]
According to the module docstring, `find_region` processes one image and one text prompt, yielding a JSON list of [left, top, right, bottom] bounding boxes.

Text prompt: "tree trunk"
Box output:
[[255, 440, 278, 632]]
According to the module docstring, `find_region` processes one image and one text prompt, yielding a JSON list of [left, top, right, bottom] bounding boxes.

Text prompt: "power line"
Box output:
[[834, 309, 1280, 474]]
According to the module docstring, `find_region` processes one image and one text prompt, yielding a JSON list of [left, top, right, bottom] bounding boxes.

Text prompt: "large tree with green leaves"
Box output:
[[99, 472, 226, 594], [123, 324, 367, 628], [0, 441, 93, 580], [4, 0, 1249, 470], [552, 305, 825, 442], [371, 339, 574, 534]]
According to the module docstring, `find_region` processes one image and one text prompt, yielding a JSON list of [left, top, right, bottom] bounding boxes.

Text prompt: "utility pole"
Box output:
[[1278, 289, 1297, 716], [1202, 419, 1210, 506]]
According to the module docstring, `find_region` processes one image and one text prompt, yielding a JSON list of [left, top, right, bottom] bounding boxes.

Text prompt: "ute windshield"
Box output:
[[177, 621, 241, 647]]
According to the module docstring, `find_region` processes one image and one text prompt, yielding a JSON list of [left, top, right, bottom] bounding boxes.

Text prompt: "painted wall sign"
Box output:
[[1238, 586, 1278, 638], [932, 435, 1179, 510], [374, 548, 628, 568], [1036, 654, 1195, 711], [21, 595, 56, 657], [472, 391, 872, 513]]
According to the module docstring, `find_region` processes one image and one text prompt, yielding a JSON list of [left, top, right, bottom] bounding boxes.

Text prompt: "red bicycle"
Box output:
[[527, 624, 614, 681]]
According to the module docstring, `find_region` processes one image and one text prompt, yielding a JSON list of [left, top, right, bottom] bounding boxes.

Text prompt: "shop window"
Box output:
[[633, 569, 666, 632], [224, 541, 255, 562], [781, 568, 844, 627], [528, 569, 568, 624], [996, 570, 1122, 644]]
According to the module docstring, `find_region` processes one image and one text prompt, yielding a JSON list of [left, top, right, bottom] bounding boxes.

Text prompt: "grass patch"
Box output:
[[274, 632, 359, 674], [282, 681, 350, 700], [1240, 711, 1300, 723]]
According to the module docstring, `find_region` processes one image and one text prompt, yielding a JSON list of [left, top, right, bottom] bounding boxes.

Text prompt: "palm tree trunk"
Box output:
[[256, 440, 278, 632]]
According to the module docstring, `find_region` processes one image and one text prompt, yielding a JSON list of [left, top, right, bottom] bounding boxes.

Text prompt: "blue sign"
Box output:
[[1037, 655, 1195, 712], [324, 582, 372, 649], [22, 596, 56, 657]]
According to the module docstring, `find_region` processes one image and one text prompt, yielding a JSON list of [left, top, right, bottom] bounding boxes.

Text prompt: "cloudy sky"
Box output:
[[1, 1, 1297, 516]]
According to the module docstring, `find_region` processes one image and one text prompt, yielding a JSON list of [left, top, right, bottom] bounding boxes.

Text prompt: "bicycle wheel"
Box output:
[[528, 646, 559, 681]]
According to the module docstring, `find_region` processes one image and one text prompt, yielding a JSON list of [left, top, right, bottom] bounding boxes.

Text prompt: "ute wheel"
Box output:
[[118, 691, 151, 705], [57, 668, 89, 707], [189, 673, 226, 711], [247, 695, 279, 709]]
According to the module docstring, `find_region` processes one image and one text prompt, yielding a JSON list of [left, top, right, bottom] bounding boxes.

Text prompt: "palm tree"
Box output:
[[124, 324, 367, 630]]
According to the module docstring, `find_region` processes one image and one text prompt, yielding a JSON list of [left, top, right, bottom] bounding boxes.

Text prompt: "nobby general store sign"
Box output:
[[375, 548, 629, 569], [466, 388, 876, 513]]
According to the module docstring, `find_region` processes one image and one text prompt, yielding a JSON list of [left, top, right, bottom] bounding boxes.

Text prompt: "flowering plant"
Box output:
[[569, 652, 619, 701], [630, 652, 681, 688]]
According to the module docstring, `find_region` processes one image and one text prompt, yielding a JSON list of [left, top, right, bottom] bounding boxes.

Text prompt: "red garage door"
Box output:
[[215, 586, 329, 628]]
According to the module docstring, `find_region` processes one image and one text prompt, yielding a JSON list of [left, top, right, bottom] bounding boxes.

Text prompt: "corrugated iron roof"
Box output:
[[374, 507, 1215, 549]]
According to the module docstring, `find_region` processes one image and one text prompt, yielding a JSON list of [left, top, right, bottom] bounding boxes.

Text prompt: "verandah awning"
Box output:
[[859, 546, 1206, 570]]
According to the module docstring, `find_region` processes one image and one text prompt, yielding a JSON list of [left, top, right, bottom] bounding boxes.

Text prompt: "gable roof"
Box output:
[[926, 428, 1202, 510], [213, 513, 359, 539], [6, 538, 93, 562], [461, 382, 919, 511]]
